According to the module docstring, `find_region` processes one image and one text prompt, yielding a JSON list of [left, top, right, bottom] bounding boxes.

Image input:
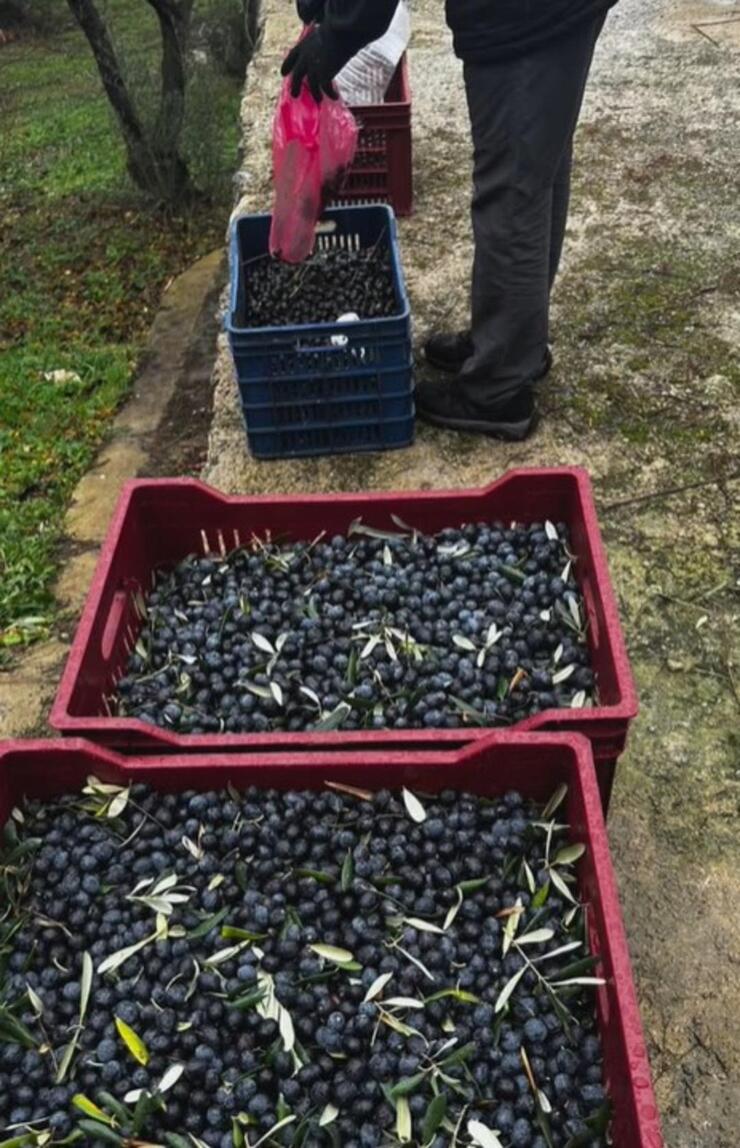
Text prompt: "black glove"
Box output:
[[281, 26, 338, 102], [297, 0, 326, 23]]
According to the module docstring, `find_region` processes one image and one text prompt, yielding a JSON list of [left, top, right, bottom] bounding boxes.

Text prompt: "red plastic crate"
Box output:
[[0, 732, 663, 1148], [331, 54, 413, 217], [50, 468, 637, 809]]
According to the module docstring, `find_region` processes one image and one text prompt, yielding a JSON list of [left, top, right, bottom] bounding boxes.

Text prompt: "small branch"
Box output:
[[600, 473, 739, 513]]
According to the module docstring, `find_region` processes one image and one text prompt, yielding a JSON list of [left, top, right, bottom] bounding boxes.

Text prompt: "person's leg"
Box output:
[[549, 137, 573, 291], [457, 14, 604, 409]]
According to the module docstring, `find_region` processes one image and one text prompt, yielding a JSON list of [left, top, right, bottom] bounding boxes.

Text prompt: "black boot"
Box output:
[[424, 329, 553, 382], [416, 378, 538, 441]]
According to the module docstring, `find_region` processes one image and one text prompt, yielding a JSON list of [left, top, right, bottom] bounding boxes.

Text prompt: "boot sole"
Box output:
[[417, 406, 539, 442]]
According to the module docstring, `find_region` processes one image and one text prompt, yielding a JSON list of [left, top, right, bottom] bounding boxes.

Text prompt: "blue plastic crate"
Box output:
[[226, 205, 414, 460], [242, 412, 416, 461]]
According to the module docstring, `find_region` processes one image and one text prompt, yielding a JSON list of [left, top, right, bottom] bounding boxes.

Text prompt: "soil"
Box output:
[[206, 2, 740, 1146]]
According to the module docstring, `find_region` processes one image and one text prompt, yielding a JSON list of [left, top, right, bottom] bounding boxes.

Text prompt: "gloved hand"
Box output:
[[281, 26, 338, 102], [297, 0, 326, 23]]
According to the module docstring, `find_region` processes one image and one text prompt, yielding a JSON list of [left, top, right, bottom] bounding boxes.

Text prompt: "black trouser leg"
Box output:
[[549, 138, 573, 290], [459, 15, 605, 407]]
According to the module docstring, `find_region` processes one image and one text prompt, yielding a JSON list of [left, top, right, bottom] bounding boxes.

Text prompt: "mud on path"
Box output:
[[207, 1, 740, 1144]]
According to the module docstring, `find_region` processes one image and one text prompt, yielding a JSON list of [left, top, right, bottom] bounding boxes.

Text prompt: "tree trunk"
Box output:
[[66, 0, 195, 203], [145, 0, 194, 201], [244, 0, 263, 65]]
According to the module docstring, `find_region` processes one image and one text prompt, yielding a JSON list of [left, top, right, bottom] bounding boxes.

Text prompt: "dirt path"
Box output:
[[207, 2, 740, 1144]]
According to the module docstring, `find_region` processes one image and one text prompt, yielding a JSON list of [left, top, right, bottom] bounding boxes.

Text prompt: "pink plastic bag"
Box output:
[[270, 50, 358, 264]]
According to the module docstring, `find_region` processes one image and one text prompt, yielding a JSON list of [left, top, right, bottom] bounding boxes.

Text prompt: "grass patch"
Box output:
[[0, 4, 243, 648]]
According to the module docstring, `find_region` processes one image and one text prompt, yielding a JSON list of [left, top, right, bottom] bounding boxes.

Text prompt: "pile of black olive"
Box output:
[[0, 780, 610, 1147], [241, 247, 398, 328], [114, 520, 594, 737]]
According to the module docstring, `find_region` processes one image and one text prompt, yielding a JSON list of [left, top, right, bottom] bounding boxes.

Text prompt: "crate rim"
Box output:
[[226, 204, 411, 337], [0, 730, 662, 1148], [51, 468, 639, 744]]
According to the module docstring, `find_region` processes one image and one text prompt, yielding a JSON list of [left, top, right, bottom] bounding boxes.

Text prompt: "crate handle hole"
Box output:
[[101, 589, 129, 663]]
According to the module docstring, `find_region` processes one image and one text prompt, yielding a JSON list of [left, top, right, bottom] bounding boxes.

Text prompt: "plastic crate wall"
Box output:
[[330, 54, 413, 217], [50, 469, 638, 811], [226, 204, 414, 460], [0, 733, 663, 1148]]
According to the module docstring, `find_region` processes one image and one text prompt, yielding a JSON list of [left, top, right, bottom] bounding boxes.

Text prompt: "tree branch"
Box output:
[[66, 0, 146, 151]]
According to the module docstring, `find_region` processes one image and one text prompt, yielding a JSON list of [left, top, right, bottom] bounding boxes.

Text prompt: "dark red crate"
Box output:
[[50, 467, 637, 809], [0, 732, 663, 1148], [331, 54, 413, 217]]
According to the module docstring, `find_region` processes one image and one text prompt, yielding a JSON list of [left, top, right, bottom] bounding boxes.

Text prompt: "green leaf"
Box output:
[[314, 703, 351, 732], [115, 1016, 150, 1065], [294, 869, 335, 885], [94, 1092, 129, 1125], [363, 971, 393, 1001], [229, 988, 267, 1011], [553, 844, 586, 867], [458, 876, 491, 894], [549, 868, 578, 905], [72, 1094, 116, 1125], [425, 988, 479, 1005], [494, 967, 526, 1013], [390, 1072, 426, 1098], [164, 1136, 193, 1148], [541, 783, 568, 820], [340, 850, 354, 893], [221, 926, 267, 942], [309, 944, 355, 965], [0, 1008, 36, 1049], [517, 928, 555, 947], [395, 1095, 412, 1143], [421, 1093, 447, 1144], [438, 1041, 476, 1069], [404, 917, 445, 935], [189, 907, 229, 940], [76, 1122, 122, 1146], [531, 881, 550, 909], [235, 861, 248, 892]]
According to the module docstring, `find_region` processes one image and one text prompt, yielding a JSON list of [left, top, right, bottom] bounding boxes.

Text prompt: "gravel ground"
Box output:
[[204, 2, 740, 1145]]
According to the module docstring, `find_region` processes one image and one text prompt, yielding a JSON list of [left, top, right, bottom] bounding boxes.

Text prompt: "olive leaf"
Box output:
[[395, 1095, 412, 1143], [188, 907, 229, 940], [340, 850, 354, 893], [363, 971, 393, 1002], [443, 888, 463, 931], [424, 988, 479, 1005], [544, 520, 559, 542], [549, 868, 578, 906], [98, 929, 159, 976], [115, 1016, 150, 1065], [516, 928, 555, 947], [157, 1063, 185, 1093], [404, 917, 445, 935], [531, 881, 550, 910], [452, 634, 476, 652], [421, 1093, 447, 1144], [553, 844, 586, 866], [251, 633, 276, 656], [250, 1117, 296, 1148], [72, 1094, 116, 1125], [494, 966, 526, 1014], [318, 1104, 339, 1128], [256, 971, 296, 1056], [26, 984, 43, 1017], [467, 1119, 504, 1148], [310, 944, 355, 965], [55, 951, 93, 1083], [401, 788, 426, 824], [383, 997, 426, 1009], [314, 702, 352, 732]]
